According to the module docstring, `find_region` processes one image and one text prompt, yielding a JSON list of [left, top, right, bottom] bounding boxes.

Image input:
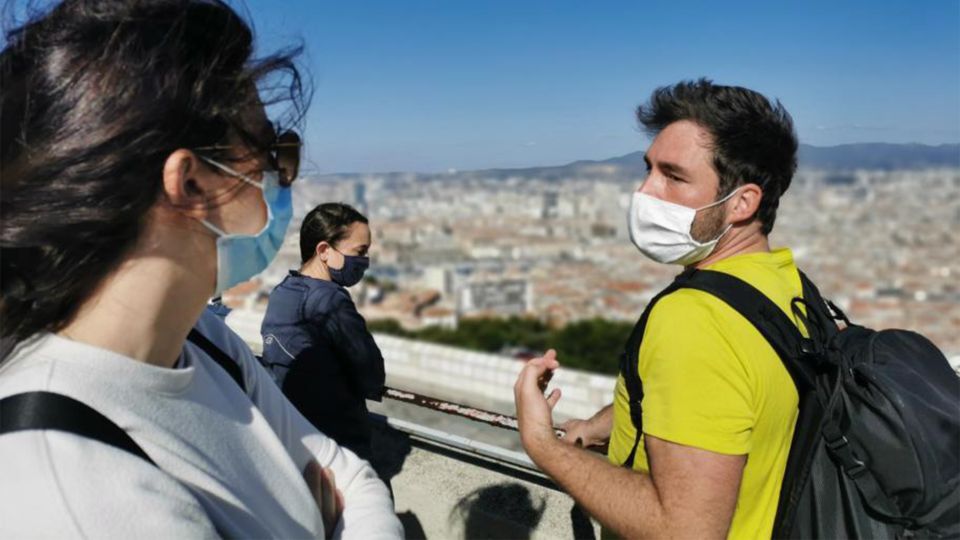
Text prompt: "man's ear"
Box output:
[[729, 183, 763, 225], [162, 149, 211, 215]]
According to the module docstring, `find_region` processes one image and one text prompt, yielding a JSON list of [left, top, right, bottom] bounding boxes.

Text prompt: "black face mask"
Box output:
[[328, 250, 370, 287]]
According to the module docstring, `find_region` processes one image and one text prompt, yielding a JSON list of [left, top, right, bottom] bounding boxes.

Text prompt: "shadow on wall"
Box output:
[[450, 482, 547, 539]]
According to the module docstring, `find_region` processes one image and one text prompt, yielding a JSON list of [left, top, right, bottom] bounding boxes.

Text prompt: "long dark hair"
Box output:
[[0, 0, 310, 353], [299, 203, 368, 264]]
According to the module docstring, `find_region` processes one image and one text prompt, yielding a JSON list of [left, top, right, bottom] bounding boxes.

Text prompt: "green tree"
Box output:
[[550, 318, 633, 375], [367, 319, 409, 337]]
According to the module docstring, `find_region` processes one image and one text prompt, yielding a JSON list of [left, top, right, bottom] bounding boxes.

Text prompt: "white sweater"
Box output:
[[0, 310, 403, 539]]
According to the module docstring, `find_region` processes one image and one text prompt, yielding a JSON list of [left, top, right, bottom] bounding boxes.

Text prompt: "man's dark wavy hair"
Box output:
[[636, 78, 798, 235], [0, 0, 310, 350]]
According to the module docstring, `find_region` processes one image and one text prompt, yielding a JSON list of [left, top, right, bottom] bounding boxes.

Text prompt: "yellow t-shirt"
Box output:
[[607, 248, 803, 539]]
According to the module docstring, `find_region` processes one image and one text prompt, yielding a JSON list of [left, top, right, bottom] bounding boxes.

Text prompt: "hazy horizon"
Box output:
[[303, 141, 960, 177]]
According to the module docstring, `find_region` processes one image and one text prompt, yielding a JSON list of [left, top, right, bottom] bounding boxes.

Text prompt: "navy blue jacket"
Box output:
[[261, 271, 385, 458]]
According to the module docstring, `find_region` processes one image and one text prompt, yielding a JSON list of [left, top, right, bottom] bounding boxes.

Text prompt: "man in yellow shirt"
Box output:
[[514, 79, 803, 538]]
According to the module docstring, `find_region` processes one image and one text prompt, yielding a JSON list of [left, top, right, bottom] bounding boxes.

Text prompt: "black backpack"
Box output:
[[619, 269, 960, 538]]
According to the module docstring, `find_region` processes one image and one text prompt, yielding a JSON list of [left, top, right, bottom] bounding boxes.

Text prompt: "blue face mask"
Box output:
[[328, 249, 370, 288], [197, 157, 293, 295]]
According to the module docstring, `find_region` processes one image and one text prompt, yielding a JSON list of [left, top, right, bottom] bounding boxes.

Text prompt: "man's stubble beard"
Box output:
[[690, 203, 727, 243]]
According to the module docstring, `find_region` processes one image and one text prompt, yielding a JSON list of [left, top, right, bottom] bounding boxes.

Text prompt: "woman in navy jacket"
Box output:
[[261, 203, 385, 460]]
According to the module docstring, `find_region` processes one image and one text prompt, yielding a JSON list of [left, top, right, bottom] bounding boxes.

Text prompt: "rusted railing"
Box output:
[[383, 386, 565, 437]]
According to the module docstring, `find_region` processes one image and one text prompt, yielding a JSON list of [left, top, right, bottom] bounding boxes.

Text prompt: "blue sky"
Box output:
[[213, 1, 958, 172]]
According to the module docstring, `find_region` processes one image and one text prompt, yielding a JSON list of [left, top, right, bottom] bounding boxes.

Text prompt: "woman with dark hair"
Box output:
[[261, 203, 385, 462], [0, 1, 401, 537]]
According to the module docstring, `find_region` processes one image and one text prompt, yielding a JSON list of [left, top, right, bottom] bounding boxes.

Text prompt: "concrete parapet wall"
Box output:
[[374, 334, 616, 421], [224, 308, 617, 420]]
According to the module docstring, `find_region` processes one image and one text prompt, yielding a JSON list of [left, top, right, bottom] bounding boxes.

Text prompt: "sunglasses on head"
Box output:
[[195, 130, 301, 187]]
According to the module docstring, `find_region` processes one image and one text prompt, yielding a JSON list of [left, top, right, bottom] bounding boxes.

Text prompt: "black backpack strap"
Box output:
[[187, 329, 246, 392], [619, 270, 695, 468], [682, 270, 817, 393], [797, 271, 845, 342], [619, 305, 651, 469], [619, 268, 818, 469], [0, 391, 155, 465]]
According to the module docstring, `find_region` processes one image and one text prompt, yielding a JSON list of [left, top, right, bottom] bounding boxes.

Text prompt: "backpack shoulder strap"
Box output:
[[619, 268, 820, 466], [0, 333, 245, 463], [187, 329, 246, 392], [619, 270, 694, 468], [682, 270, 816, 392], [0, 391, 156, 465], [797, 271, 845, 341]]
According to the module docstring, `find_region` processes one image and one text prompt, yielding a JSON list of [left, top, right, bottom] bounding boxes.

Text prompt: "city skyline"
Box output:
[[221, 166, 960, 361], [242, 0, 960, 173]]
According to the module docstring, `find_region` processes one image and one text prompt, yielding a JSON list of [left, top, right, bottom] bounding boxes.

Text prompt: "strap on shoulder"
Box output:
[[0, 391, 156, 465], [682, 270, 816, 393], [619, 268, 819, 468], [187, 329, 246, 392], [797, 271, 844, 341], [619, 269, 696, 468]]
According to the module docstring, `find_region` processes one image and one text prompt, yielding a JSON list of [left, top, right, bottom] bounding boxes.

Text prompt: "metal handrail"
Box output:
[[382, 386, 564, 436], [376, 414, 541, 473], [381, 386, 607, 455]]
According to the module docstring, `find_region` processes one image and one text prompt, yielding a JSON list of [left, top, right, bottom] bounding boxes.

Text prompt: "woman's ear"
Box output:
[[162, 149, 209, 214], [315, 241, 330, 263], [729, 183, 763, 225]]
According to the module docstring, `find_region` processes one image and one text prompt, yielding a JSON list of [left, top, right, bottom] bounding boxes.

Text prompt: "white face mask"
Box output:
[[627, 187, 741, 266]]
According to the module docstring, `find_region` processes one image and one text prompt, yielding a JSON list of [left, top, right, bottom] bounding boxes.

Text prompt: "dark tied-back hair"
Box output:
[[636, 78, 798, 235], [0, 0, 310, 351], [300, 203, 369, 264]]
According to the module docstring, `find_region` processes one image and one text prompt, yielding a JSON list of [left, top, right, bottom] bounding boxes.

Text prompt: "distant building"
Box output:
[[354, 181, 368, 213], [459, 279, 533, 316], [541, 191, 559, 219], [421, 306, 458, 329], [422, 266, 455, 296]]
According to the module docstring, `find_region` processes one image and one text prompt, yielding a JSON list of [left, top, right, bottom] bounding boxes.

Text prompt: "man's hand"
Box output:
[[560, 419, 605, 448], [559, 403, 613, 448], [514, 349, 562, 461], [303, 459, 344, 538]]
